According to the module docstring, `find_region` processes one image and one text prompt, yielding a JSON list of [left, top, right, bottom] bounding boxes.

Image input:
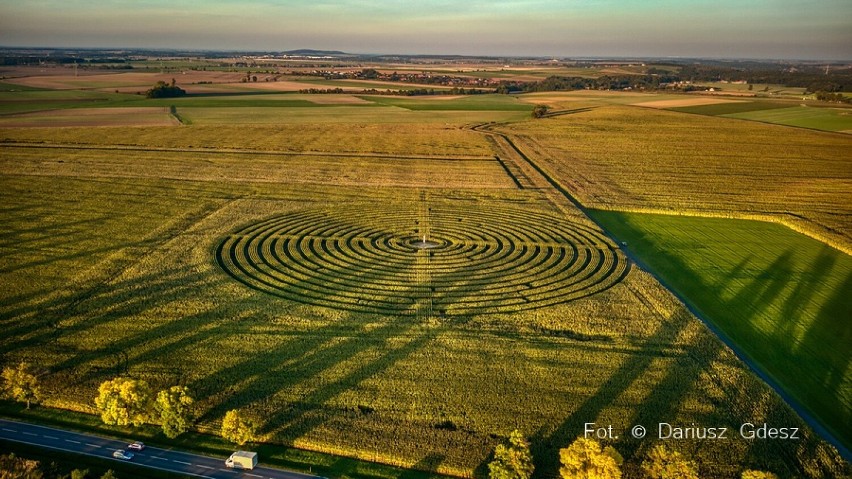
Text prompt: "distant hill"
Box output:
[[282, 49, 348, 56]]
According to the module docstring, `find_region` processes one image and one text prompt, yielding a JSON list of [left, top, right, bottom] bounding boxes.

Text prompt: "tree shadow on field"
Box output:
[[398, 453, 446, 479], [196, 258, 446, 428], [1, 199, 225, 352], [3, 265, 214, 357], [0, 215, 113, 250], [522, 215, 850, 477], [0, 240, 167, 348], [526, 299, 720, 475], [796, 269, 852, 446]]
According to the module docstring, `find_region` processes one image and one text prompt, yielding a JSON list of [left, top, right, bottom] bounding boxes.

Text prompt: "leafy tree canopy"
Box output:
[[532, 104, 550, 118], [0, 453, 44, 479], [488, 429, 535, 479], [155, 385, 194, 438], [741, 470, 779, 479], [146, 79, 186, 99], [559, 437, 623, 479], [2, 362, 41, 409], [221, 409, 257, 445], [94, 377, 152, 427]]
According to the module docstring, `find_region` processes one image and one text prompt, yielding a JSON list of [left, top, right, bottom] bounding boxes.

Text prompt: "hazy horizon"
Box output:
[[1, 0, 851, 61]]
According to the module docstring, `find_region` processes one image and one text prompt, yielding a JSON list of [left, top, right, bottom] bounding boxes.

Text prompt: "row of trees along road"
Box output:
[[94, 378, 194, 438], [488, 430, 780, 479], [1, 363, 257, 447], [0, 365, 785, 476]]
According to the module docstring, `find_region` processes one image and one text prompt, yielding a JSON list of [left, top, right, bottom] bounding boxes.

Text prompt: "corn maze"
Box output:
[[216, 205, 629, 315]]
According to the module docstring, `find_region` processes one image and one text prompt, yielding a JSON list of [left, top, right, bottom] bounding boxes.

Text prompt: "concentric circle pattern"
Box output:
[[216, 206, 629, 315]]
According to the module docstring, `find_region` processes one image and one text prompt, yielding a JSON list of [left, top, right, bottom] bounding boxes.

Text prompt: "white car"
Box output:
[[112, 449, 134, 461], [127, 441, 145, 451]]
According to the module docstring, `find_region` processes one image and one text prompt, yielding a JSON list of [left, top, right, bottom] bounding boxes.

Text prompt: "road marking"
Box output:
[[65, 439, 81, 444], [245, 474, 262, 478], [85, 443, 101, 448], [197, 465, 214, 469], [1, 428, 17, 432], [152, 456, 169, 461], [0, 433, 219, 479], [44, 435, 59, 440], [173, 460, 191, 465], [22, 432, 38, 436]]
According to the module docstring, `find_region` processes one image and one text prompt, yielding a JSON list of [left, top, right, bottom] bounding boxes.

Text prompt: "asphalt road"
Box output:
[[0, 418, 326, 479]]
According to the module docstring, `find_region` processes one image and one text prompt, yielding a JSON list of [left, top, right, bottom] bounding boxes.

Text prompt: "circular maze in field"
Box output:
[[216, 206, 629, 315]]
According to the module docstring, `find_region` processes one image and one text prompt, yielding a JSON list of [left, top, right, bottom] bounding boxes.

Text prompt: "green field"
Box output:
[[1, 76, 850, 479], [359, 94, 533, 111], [296, 78, 455, 91], [670, 100, 852, 133], [0, 87, 139, 114], [671, 101, 795, 116], [590, 211, 852, 448], [725, 106, 852, 132]]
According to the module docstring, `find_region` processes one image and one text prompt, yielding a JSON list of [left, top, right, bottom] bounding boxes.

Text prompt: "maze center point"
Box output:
[[409, 235, 442, 250]]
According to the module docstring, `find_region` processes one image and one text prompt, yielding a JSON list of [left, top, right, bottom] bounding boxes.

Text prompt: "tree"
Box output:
[[155, 386, 194, 438], [2, 362, 41, 409], [532, 104, 549, 118], [641, 444, 698, 479], [100, 470, 118, 479], [559, 437, 622, 479], [0, 453, 44, 479], [221, 409, 257, 445], [488, 429, 535, 479], [741, 471, 778, 479], [145, 81, 186, 98], [70, 469, 90, 479], [94, 377, 152, 427]]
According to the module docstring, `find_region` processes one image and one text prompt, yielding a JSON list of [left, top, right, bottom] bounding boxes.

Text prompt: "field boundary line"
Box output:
[[0, 141, 495, 162]]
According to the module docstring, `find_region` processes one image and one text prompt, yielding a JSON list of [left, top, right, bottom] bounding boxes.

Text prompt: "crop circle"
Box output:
[[216, 206, 628, 315]]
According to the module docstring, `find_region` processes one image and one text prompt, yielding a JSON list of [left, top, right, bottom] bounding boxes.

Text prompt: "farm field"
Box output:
[[2, 165, 845, 478], [172, 103, 531, 125], [724, 106, 852, 132], [0, 123, 494, 156], [669, 100, 798, 116], [497, 104, 852, 250], [669, 101, 852, 133], [0, 107, 178, 127], [589, 211, 852, 448], [0, 144, 513, 189], [1, 71, 850, 479]]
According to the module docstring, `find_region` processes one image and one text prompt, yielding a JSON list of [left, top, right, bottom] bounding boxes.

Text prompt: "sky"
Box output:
[[0, 0, 850, 60]]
